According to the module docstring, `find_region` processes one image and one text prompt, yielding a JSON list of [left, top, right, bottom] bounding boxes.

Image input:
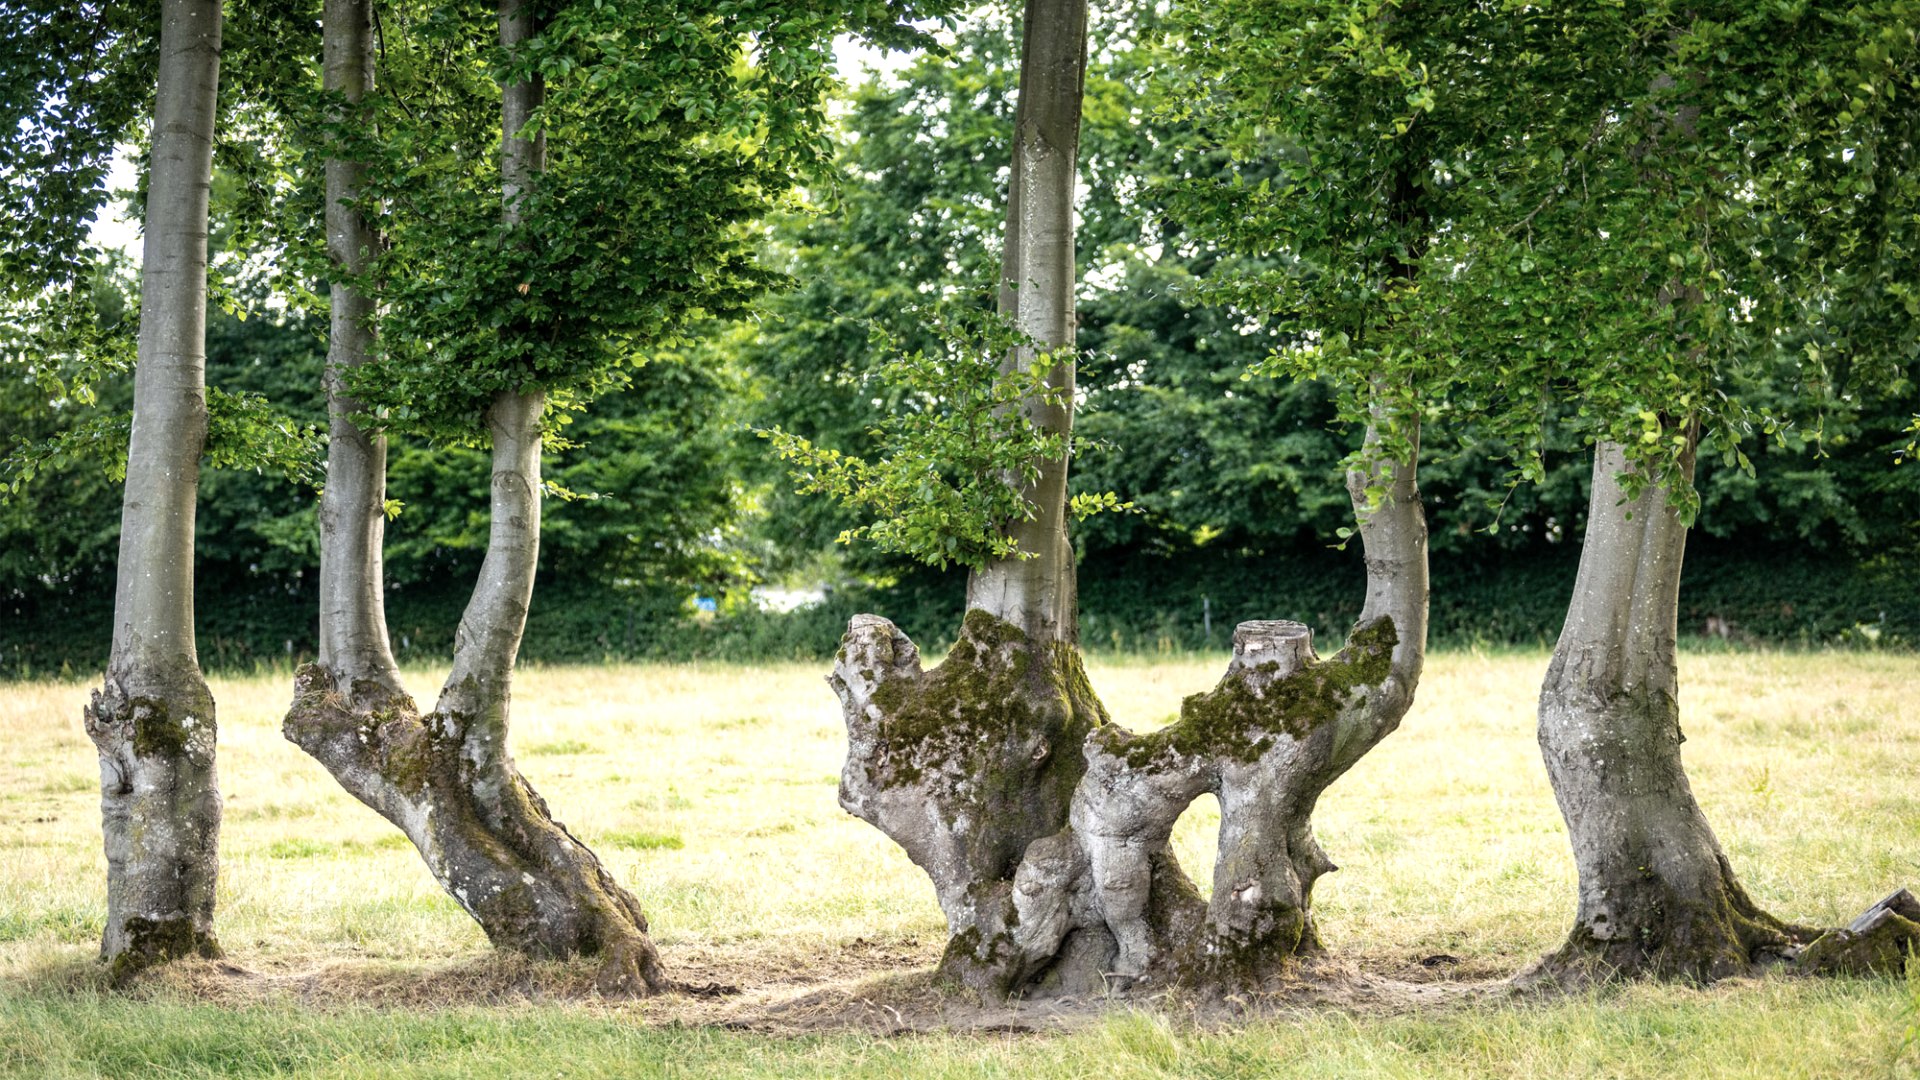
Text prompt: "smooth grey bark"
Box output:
[[312, 0, 402, 698], [1529, 441, 1918, 983], [835, 424, 1427, 997], [965, 0, 1089, 647], [831, 0, 1431, 999], [827, 0, 1101, 993], [285, 0, 665, 995], [84, 0, 225, 978], [1524, 66, 1920, 984]]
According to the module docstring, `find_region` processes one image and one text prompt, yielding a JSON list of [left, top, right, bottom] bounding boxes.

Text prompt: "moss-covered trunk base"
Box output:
[[1522, 853, 1811, 987], [284, 664, 665, 995], [1525, 884, 1920, 986], [835, 614, 1411, 1000], [86, 669, 224, 980], [832, 610, 1105, 996]]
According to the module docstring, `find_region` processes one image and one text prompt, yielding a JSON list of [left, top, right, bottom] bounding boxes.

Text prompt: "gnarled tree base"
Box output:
[[285, 664, 665, 995], [1523, 881, 1920, 987], [835, 614, 1410, 1000], [832, 610, 1105, 995]]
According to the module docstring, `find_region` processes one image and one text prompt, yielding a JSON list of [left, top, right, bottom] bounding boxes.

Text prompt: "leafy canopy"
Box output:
[[1171, 0, 1920, 518], [762, 302, 1129, 572], [307, 0, 957, 442]]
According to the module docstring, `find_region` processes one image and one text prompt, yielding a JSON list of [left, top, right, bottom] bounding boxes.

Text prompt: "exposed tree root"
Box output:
[[1520, 885, 1920, 989]]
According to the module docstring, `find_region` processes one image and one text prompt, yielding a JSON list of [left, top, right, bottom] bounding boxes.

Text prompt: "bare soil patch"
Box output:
[[19, 941, 1514, 1036]]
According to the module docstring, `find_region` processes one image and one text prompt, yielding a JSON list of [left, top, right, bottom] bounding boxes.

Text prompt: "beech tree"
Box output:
[[1523, 3, 1920, 983], [1178, 0, 1920, 983], [2, 0, 326, 977], [85, 0, 227, 977], [0, 0, 257, 976], [775, 0, 1430, 998], [280, 0, 960, 994]]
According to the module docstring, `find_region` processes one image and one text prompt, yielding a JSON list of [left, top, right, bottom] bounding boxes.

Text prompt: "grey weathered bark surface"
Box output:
[[1528, 441, 1919, 983], [284, 0, 666, 996], [966, 0, 1088, 648], [828, 0, 1102, 994], [84, 0, 225, 978]]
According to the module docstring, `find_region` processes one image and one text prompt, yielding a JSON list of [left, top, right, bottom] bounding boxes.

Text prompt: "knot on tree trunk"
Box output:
[[284, 662, 435, 810]]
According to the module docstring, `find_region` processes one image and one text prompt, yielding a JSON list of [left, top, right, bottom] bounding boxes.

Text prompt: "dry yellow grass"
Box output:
[[1, 647, 1917, 1077]]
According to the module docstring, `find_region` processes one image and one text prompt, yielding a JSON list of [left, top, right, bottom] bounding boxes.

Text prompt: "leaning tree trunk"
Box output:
[[284, 0, 665, 996], [1529, 440, 1919, 984], [84, 0, 225, 979]]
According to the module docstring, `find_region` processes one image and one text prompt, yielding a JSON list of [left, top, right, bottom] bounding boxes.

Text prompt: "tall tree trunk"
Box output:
[[84, 0, 225, 979], [1529, 441, 1919, 983], [285, 0, 665, 996], [967, 0, 1088, 647], [311, 0, 402, 701], [831, 0, 1104, 993]]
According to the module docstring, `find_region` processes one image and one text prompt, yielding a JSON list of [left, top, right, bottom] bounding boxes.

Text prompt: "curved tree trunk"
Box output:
[[284, 0, 665, 996], [1528, 441, 1919, 984], [85, 0, 225, 979]]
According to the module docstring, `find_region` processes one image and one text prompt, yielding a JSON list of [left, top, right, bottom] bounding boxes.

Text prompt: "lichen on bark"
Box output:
[[832, 610, 1104, 991]]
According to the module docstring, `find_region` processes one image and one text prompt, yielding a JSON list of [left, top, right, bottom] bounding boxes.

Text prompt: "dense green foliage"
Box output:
[[1172, 1, 1920, 510], [2, 0, 1915, 677]]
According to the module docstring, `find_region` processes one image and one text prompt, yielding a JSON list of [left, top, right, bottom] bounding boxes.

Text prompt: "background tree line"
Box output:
[[4, 2, 1916, 684]]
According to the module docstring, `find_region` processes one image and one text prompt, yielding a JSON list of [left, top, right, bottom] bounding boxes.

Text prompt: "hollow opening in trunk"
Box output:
[[1169, 792, 1221, 900]]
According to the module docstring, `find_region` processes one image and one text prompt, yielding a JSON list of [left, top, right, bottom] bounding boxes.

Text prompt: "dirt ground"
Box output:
[[20, 938, 1522, 1037]]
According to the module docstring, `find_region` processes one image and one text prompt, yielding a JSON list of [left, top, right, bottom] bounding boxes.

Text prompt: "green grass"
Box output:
[[2, 649, 1918, 1077], [1, 978, 1914, 1079], [528, 739, 596, 756], [600, 830, 686, 851]]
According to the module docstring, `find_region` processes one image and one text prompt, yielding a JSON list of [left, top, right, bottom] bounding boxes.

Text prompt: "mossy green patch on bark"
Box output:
[[107, 915, 219, 984], [1103, 617, 1398, 771], [125, 691, 213, 760], [1540, 871, 1804, 984], [1798, 914, 1920, 976], [864, 610, 1099, 794]]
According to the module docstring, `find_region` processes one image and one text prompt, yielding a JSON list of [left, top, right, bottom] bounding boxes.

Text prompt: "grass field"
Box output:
[[2, 647, 1917, 1078]]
